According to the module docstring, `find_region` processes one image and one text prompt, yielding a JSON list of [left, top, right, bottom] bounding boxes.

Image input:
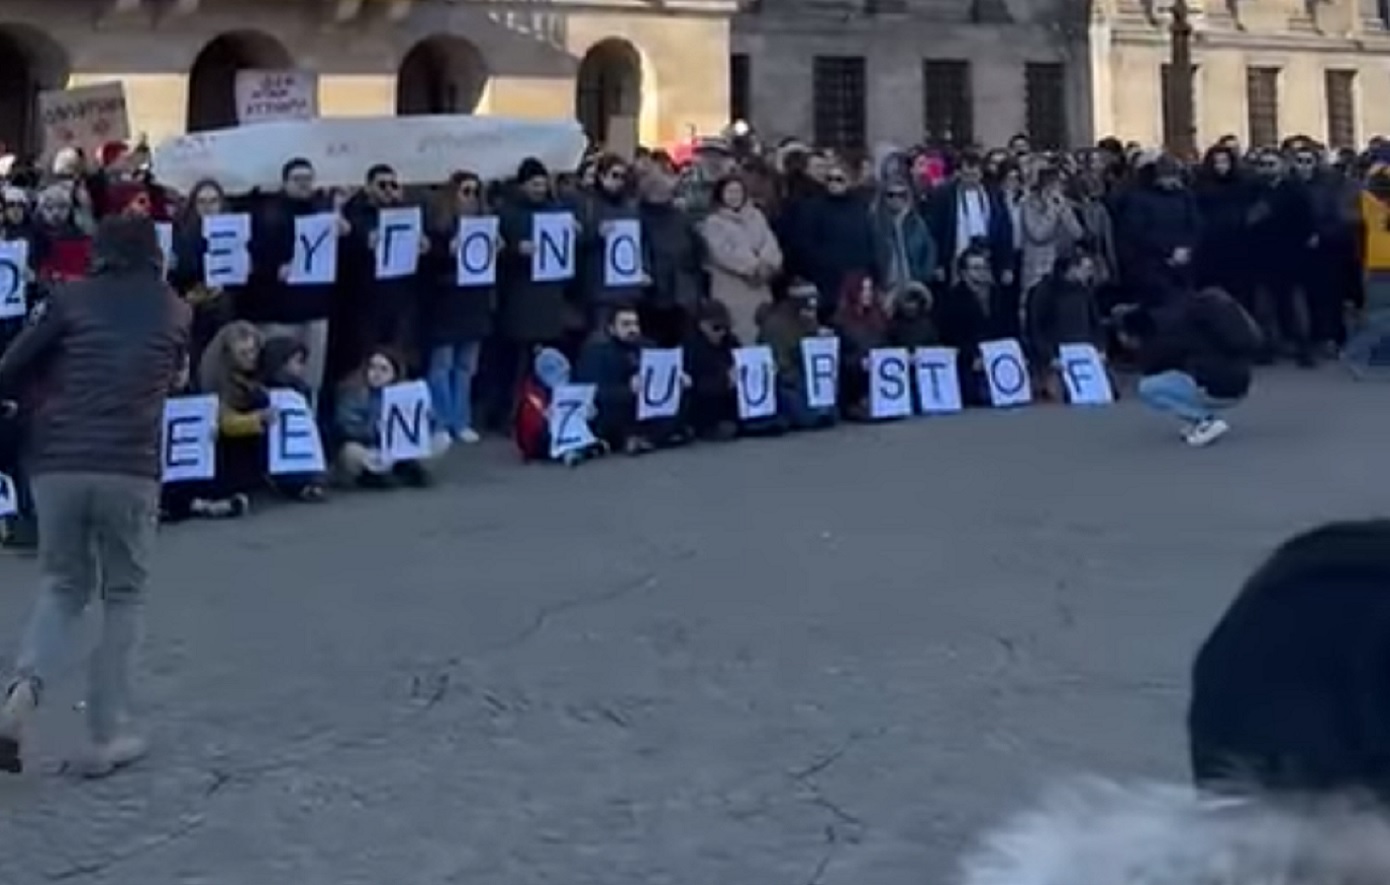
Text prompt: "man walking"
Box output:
[[0, 213, 189, 776]]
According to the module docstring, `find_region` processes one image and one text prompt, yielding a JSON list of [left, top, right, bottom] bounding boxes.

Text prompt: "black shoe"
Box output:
[[356, 471, 397, 490], [392, 461, 430, 488], [1, 516, 37, 553]]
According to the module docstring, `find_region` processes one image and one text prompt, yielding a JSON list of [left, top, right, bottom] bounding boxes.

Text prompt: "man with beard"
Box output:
[[342, 163, 430, 359], [574, 305, 688, 454], [1243, 149, 1317, 366]]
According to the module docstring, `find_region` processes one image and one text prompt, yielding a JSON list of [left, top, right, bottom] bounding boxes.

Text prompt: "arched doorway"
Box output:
[[185, 31, 293, 132], [0, 25, 69, 157], [575, 39, 642, 147], [396, 37, 487, 115]]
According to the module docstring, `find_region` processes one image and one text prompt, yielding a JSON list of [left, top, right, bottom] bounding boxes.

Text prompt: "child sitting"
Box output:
[[335, 348, 440, 488], [514, 347, 607, 467]]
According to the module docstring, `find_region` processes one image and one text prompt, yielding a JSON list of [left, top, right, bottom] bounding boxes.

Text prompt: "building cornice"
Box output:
[[1108, 19, 1390, 53]]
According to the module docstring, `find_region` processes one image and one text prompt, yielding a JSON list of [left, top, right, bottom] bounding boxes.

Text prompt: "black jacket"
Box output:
[[1138, 290, 1262, 399], [422, 227, 494, 346], [0, 270, 190, 480], [241, 192, 337, 324]]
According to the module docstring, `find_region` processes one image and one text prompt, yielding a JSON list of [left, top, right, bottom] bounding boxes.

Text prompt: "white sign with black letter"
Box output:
[[456, 215, 498, 287], [267, 388, 326, 474], [637, 347, 683, 421], [374, 206, 422, 280], [733, 345, 777, 421], [155, 222, 174, 275], [548, 383, 598, 459], [379, 380, 433, 463], [0, 472, 16, 517], [531, 212, 575, 282], [603, 219, 643, 287], [800, 336, 839, 410], [869, 347, 913, 419], [161, 395, 218, 483], [203, 213, 251, 287], [979, 338, 1032, 408], [1057, 342, 1114, 406], [287, 212, 339, 285], [0, 239, 29, 320], [913, 347, 962, 414]]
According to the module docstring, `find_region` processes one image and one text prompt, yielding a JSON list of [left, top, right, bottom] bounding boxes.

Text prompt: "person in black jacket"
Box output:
[[935, 246, 1014, 406], [1117, 287, 1262, 447], [0, 214, 190, 777], [1244, 149, 1317, 366], [682, 298, 740, 440], [573, 305, 687, 454]]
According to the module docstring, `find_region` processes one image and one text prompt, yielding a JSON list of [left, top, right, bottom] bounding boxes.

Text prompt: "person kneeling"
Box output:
[[682, 299, 742, 441], [575, 305, 689, 455], [1115, 287, 1263, 447], [758, 282, 837, 430], [335, 348, 439, 487]]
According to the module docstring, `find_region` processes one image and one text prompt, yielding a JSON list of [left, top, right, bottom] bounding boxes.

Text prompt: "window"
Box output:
[[1161, 63, 1199, 150], [730, 54, 751, 124], [922, 60, 973, 147], [1325, 70, 1356, 148], [813, 56, 867, 152], [1024, 62, 1067, 150], [1246, 66, 1280, 148]]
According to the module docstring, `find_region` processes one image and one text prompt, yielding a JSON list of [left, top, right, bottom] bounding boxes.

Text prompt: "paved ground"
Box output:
[[0, 367, 1384, 885]]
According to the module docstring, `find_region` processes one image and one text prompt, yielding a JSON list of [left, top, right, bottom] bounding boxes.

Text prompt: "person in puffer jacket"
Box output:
[[957, 777, 1390, 885]]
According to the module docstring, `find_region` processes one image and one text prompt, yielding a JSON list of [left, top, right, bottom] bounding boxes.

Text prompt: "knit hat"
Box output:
[[532, 347, 571, 391], [516, 156, 549, 184]]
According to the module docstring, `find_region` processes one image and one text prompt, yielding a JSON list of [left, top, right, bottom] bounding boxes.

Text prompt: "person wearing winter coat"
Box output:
[[1242, 150, 1316, 365], [681, 298, 742, 441], [1025, 250, 1107, 398], [169, 178, 235, 366], [575, 154, 645, 320], [756, 282, 836, 430], [801, 162, 878, 321], [925, 154, 1016, 287], [1115, 154, 1202, 310], [423, 171, 493, 445], [871, 179, 937, 305], [1018, 167, 1084, 299], [886, 283, 937, 348], [573, 305, 687, 454], [638, 172, 705, 347], [935, 246, 1015, 406], [832, 273, 890, 421], [497, 157, 577, 350], [1193, 146, 1252, 310], [334, 348, 436, 488], [700, 176, 782, 345]]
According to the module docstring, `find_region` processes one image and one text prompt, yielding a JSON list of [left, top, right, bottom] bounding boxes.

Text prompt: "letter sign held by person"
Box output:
[[0, 239, 29, 320], [603, 219, 644, 287], [287, 212, 339, 285], [0, 472, 16, 518], [869, 347, 913, 420], [380, 380, 433, 463], [267, 388, 326, 474], [202, 213, 251, 287], [913, 347, 963, 414], [548, 383, 598, 459], [155, 222, 174, 276], [637, 347, 683, 421], [456, 216, 498, 287], [1057, 342, 1114, 406], [733, 345, 778, 421], [531, 212, 576, 282], [800, 336, 839, 410], [161, 395, 218, 483], [374, 206, 422, 280], [979, 338, 1033, 408]]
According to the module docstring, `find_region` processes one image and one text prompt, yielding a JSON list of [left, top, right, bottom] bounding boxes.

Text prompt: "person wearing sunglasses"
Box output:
[[341, 163, 429, 361], [800, 160, 876, 323], [871, 177, 937, 306], [577, 154, 645, 325]]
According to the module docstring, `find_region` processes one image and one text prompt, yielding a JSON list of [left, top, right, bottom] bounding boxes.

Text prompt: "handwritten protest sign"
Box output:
[[37, 82, 130, 159], [235, 70, 318, 125]]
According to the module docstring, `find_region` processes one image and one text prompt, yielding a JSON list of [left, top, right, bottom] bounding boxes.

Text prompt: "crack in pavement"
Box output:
[[788, 730, 883, 885], [45, 813, 206, 882], [489, 572, 660, 653]]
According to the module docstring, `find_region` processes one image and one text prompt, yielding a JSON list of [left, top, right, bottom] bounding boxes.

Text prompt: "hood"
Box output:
[[259, 335, 308, 382], [957, 779, 1390, 885]]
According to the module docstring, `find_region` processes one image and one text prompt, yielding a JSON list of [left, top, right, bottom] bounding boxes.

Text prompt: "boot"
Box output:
[[0, 679, 38, 774]]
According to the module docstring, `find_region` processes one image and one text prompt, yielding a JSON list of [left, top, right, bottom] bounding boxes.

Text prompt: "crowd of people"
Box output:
[[1, 129, 1389, 550]]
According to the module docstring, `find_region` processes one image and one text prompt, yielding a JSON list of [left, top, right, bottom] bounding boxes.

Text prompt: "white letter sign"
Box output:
[[287, 212, 339, 285], [548, 383, 598, 459], [531, 212, 575, 282], [869, 347, 913, 419], [161, 395, 218, 483], [800, 336, 839, 410], [267, 388, 326, 474], [603, 219, 644, 287], [0, 472, 16, 517], [202, 213, 251, 287], [979, 338, 1032, 408], [637, 347, 683, 421], [456, 215, 498, 287], [733, 345, 778, 421], [374, 206, 422, 280], [913, 347, 963, 414], [156, 222, 174, 276], [379, 379, 433, 464], [0, 239, 29, 320], [1057, 343, 1114, 406]]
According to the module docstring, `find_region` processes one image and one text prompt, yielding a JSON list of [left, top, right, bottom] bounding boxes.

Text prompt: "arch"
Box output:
[[185, 30, 293, 132], [396, 36, 488, 116], [575, 39, 644, 150], [0, 24, 70, 157]]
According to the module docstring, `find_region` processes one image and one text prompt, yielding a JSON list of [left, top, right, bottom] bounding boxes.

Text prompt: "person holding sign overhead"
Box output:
[[575, 305, 689, 455], [0, 214, 189, 778], [342, 163, 430, 357], [168, 179, 236, 364], [423, 171, 495, 446]]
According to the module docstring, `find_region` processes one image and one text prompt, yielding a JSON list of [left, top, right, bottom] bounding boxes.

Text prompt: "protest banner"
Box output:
[[37, 82, 130, 160], [235, 69, 318, 125]]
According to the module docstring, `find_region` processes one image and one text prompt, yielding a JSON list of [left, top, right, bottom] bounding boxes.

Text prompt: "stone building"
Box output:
[[0, 0, 1388, 167]]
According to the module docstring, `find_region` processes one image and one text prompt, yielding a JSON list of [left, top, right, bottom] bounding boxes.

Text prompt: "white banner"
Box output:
[[0, 472, 16, 517], [235, 69, 318, 126], [203, 213, 252, 287], [531, 212, 576, 283], [287, 213, 339, 285], [154, 116, 587, 194], [36, 82, 130, 160], [913, 347, 963, 414], [374, 206, 423, 280]]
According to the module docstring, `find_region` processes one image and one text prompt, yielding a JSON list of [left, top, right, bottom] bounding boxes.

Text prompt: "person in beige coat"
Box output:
[[699, 176, 783, 343]]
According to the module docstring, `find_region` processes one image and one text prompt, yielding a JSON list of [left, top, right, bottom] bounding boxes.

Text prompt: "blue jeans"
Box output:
[[427, 341, 481, 436], [1137, 371, 1233, 424]]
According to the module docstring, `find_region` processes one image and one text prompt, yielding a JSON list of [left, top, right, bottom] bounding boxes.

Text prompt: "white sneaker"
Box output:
[[431, 431, 453, 455], [458, 428, 481, 444], [1184, 418, 1230, 447], [0, 680, 37, 774], [75, 734, 149, 779]]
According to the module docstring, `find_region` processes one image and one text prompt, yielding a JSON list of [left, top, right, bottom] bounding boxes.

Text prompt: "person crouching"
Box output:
[[574, 305, 690, 455], [334, 348, 439, 487]]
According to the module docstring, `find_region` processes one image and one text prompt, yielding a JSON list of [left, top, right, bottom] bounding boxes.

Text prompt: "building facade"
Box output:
[[1, 0, 1388, 166]]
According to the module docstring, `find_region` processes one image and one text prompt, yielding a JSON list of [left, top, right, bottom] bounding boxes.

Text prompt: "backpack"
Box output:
[[513, 377, 551, 462]]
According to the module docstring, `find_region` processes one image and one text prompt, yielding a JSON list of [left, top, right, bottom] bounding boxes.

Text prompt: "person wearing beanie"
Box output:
[[0, 213, 190, 777]]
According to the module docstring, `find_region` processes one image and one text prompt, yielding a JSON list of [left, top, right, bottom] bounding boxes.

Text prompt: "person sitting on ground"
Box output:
[[200, 322, 326, 503], [574, 305, 689, 455], [682, 298, 742, 441], [935, 245, 1014, 406], [334, 347, 436, 488], [757, 280, 837, 430], [513, 346, 607, 466], [1025, 249, 1107, 400], [159, 352, 250, 523], [1115, 287, 1263, 447], [832, 273, 890, 421], [886, 282, 938, 348]]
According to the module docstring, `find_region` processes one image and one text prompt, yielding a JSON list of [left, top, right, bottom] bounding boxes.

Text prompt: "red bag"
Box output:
[[513, 377, 550, 462]]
